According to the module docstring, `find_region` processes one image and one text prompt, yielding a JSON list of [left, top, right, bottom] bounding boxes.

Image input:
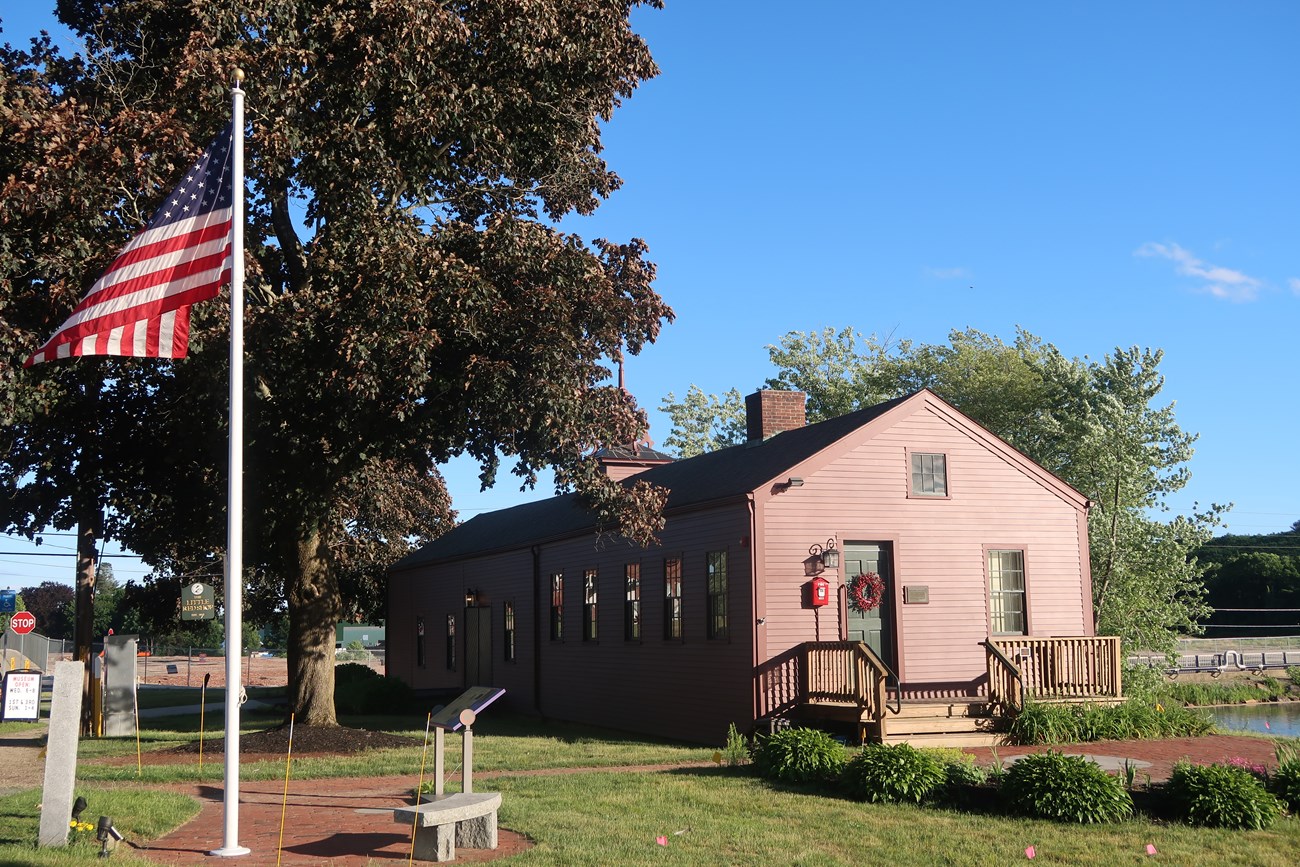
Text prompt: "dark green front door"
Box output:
[[844, 542, 894, 669]]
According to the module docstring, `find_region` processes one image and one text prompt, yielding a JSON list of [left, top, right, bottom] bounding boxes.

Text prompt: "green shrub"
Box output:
[[1268, 756, 1300, 812], [334, 662, 380, 685], [1007, 699, 1211, 745], [919, 746, 988, 787], [1160, 680, 1285, 706], [752, 727, 846, 784], [1286, 665, 1300, 686], [721, 723, 750, 767], [1001, 752, 1133, 823], [334, 669, 414, 715], [1166, 762, 1283, 830], [841, 743, 947, 804]]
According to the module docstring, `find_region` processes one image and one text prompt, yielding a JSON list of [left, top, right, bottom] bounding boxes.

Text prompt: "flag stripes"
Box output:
[[24, 124, 235, 367]]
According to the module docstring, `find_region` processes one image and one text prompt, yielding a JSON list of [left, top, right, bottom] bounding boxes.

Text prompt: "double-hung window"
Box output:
[[664, 557, 683, 640], [625, 563, 641, 641], [706, 551, 728, 639], [988, 549, 1027, 635], [550, 573, 564, 641], [583, 569, 598, 641]]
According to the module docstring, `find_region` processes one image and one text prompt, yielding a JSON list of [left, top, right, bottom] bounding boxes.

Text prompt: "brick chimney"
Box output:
[[746, 390, 807, 442]]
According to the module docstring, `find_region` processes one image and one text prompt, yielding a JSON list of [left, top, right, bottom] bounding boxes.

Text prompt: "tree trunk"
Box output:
[[286, 529, 342, 726]]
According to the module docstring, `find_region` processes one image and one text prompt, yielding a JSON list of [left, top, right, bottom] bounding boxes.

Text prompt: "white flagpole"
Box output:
[[212, 68, 251, 859]]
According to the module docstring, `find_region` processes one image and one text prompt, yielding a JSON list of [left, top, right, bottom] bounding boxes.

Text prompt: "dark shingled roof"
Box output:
[[391, 392, 914, 570]]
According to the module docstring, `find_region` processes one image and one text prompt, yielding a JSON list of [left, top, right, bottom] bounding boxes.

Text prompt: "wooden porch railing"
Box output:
[[987, 636, 1122, 711], [802, 640, 896, 723], [982, 639, 1025, 714]]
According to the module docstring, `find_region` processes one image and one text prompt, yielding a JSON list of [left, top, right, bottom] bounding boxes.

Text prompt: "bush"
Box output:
[[1286, 665, 1300, 686], [751, 727, 846, 784], [1001, 752, 1133, 823], [334, 668, 414, 715], [334, 662, 380, 685], [721, 723, 750, 767], [1268, 756, 1300, 812], [841, 743, 947, 804], [1007, 699, 1211, 745], [1166, 762, 1282, 830], [918, 746, 988, 787]]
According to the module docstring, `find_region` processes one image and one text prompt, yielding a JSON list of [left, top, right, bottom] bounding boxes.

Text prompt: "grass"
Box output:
[[73, 712, 714, 784], [0, 786, 197, 866], [133, 684, 285, 710], [1159, 679, 1289, 707], [488, 769, 1300, 865]]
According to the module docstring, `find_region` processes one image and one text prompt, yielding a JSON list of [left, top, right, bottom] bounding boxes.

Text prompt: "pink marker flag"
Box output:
[[656, 836, 668, 846], [1025, 845, 1036, 859], [1146, 843, 1158, 855], [24, 125, 235, 367]]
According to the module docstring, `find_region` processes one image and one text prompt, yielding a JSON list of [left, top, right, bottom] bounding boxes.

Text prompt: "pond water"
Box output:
[[1208, 702, 1300, 738]]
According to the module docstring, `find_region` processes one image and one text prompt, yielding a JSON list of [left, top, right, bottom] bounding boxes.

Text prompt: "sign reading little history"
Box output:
[[180, 582, 216, 621]]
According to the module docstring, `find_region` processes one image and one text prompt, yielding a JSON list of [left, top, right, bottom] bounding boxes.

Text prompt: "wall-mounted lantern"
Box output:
[[464, 588, 478, 608], [808, 539, 840, 571]]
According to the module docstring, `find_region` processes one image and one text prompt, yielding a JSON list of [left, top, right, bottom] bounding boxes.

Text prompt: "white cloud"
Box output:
[[1289, 277, 1300, 296], [922, 266, 971, 280], [1134, 242, 1263, 302]]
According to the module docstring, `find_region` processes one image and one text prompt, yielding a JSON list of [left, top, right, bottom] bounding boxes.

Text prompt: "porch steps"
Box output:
[[876, 700, 1009, 748]]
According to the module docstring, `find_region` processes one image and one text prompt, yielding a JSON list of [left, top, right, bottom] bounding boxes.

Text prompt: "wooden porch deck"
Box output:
[[771, 636, 1123, 747]]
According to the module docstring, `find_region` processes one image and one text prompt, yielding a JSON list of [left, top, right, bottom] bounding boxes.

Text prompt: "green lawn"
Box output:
[[490, 769, 1300, 866], [0, 787, 197, 866]]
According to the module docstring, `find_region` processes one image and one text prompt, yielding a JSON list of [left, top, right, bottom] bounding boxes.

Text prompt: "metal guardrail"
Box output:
[[1129, 648, 1300, 677]]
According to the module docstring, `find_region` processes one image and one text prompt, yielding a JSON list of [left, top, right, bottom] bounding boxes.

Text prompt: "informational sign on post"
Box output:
[[180, 582, 216, 621], [2, 671, 43, 721], [0, 590, 16, 614], [430, 686, 506, 731]]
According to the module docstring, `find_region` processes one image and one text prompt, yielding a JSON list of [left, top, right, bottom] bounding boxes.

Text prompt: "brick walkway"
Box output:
[[962, 733, 1281, 781], [114, 737, 1279, 866]]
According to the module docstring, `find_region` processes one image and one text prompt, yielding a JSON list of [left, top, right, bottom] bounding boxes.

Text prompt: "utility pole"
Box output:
[[74, 521, 97, 734]]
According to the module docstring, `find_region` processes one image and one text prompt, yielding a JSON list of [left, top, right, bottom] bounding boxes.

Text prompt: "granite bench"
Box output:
[[392, 791, 501, 862]]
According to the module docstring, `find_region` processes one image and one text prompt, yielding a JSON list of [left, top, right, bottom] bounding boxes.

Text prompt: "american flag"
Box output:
[[24, 124, 235, 367]]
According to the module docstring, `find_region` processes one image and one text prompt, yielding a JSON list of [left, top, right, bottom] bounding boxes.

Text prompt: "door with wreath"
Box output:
[[843, 542, 895, 670]]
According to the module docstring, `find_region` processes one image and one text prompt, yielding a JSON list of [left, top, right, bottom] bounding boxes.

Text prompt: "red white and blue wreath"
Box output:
[[848, 572, 885, 612]]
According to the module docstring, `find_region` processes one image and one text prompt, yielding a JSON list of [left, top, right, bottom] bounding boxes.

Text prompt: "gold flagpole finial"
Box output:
[[232, 67, 245, 86]]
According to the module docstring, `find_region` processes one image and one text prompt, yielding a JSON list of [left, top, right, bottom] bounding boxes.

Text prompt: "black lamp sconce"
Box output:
[[808, 539, 840, 571]]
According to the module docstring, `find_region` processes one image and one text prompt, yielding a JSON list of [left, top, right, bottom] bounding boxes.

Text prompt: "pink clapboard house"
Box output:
[[387, 389, 1120, 746]]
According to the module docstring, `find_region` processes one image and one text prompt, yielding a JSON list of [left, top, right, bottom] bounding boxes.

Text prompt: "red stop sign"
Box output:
[[9, 611, 35, 634]]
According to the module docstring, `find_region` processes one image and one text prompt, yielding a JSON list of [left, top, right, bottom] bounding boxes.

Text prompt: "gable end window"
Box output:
[[550, 573, 564, 641], [664, 557, 683, 641], [706, 551, 728, 640], [988, 549, 1027, 635], [910, 452, 948, 497], [583, 569, 599, 641]]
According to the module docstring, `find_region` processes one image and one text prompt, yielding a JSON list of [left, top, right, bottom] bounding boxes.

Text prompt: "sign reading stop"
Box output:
[[8, 611, 35, 634]]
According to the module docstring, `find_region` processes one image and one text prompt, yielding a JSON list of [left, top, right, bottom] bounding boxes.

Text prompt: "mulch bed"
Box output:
[[169, 723, 422, 755]]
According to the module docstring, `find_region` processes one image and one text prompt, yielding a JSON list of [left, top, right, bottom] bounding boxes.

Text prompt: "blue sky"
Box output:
[[3, 3, 1297, 591]]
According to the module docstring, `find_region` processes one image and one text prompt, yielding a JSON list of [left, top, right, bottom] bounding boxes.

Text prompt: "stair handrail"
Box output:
[[853, 641, 902, 716], [982, 639, 1024, 715]]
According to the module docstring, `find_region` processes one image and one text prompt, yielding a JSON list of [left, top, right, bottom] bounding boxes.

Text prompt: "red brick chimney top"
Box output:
[[745, 390, 807, 442]]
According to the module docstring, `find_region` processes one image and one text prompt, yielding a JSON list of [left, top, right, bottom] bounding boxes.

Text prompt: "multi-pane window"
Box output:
[[664, 557, 683, 640], [625, 563, 641, 641], [988, 549, 1027, 635], [911, 452, 948, 496], [503, 601, 516, 662], [445, 614, 456, 670], [550, 573, 564, 641], [583, 569, 599, 641], [706, 551, 728, 639]]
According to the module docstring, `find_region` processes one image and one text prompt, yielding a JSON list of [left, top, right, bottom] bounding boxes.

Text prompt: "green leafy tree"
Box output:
[[659, 386, 747, 458], [2, 1, 671, 725], [665, 327, 1223, 654], [17, 581, 73, 638]]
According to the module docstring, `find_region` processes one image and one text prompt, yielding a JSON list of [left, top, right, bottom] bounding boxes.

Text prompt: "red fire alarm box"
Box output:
[[808, 576, 831, 608]]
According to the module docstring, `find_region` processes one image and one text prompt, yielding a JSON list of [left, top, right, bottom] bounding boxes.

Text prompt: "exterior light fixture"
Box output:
[[464, 588, 477, 608], [786, 477, 805, 487], [809, 539, 839, 570]]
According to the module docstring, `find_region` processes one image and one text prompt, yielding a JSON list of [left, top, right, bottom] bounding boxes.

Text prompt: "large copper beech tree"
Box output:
[[1, 0, 671, 725]]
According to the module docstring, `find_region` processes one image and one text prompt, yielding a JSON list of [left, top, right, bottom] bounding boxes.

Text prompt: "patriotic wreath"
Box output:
[[848, 572, 885, 613]]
